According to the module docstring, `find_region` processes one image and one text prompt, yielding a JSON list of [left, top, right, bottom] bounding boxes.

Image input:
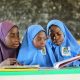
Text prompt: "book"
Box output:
[[0, 65, 40, 69], [54, 55, 80, 69]]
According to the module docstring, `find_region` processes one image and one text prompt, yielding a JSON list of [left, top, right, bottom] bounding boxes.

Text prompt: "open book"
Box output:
[[54, 55, 80, 69]]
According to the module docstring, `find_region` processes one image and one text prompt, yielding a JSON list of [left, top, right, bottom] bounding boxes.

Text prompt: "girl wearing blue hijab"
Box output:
[[17, 25, 55, 67], [47, 19, 80, 67]]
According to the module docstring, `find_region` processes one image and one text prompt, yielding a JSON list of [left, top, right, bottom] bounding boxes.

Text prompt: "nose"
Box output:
[[54, 34, 58, 40], [52, 34, 59, 42], [15, 38, 19, 42], [14, 36, 20, 42], [40, 39, 46, 45]]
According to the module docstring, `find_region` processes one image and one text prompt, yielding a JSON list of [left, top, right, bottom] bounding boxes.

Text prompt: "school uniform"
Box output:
[[17, 25, 55, 67], [47, 19, 80, 67]]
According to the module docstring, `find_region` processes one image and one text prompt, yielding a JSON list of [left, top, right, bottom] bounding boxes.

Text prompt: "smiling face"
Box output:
[[33, 31, 47, 49], [49, 25, 64, 46], [5, 26, 20, 48]]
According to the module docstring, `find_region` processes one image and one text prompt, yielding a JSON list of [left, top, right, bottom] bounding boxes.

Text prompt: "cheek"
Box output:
[[5, 39, 10, 47], [33, 40, 37, 47], [33, 41, 41, 48], [5, 37, 12, 47], [60, 35, 64, 41]]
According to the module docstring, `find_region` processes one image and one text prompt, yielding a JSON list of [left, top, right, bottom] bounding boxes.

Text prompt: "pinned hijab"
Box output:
[[0, 20, 19, 63], [17, 25, 55, 67]]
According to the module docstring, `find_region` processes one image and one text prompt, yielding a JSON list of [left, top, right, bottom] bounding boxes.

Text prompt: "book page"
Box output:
[[54, 56, 80, 69]]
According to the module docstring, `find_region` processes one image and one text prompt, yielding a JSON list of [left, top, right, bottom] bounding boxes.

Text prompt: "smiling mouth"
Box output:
[[53, 40, 63, 45]]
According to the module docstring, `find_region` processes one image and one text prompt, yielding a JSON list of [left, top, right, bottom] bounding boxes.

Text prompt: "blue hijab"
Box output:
[[17, 25, 55, 67], [47, 19, 80, 67]]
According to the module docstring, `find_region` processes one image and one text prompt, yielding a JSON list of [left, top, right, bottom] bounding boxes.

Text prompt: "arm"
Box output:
[[0, 49, 3, 63], [0, 58, 20, 67]]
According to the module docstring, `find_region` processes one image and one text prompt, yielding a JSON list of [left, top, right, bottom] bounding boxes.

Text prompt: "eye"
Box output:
[[37, 38, 41, 41], [9, 34, 14, 37]]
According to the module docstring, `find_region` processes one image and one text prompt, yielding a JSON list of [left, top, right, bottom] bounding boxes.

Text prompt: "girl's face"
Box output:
[[49, 25, 64, 46], [5, 26, 20, 48], [33, 31, 46, 49]]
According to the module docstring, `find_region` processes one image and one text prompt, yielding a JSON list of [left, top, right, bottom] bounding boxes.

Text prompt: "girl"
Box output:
[[0, 20, 20, 66], [17, 25, 55, 67], [47, 19, 80, 67]]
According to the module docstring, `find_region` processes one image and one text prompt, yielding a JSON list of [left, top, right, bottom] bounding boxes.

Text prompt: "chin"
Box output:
[[55, 42, 62, 46], [56, 44, 60, 46], [39, 47, 44, 50], [13, 45, 19, 48]]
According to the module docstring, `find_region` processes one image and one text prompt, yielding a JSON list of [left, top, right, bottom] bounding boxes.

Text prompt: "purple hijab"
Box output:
[[0, 20, 19, 63]]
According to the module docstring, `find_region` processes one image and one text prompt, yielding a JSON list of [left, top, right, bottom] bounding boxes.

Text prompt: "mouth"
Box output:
[[13, 43, 19, 47], [53, 40, 63, 45], [39, 46, 45, 49], [55, 41, 62, 45]]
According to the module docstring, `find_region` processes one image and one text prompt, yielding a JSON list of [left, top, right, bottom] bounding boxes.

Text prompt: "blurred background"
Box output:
[[0, 0, 80, 42]]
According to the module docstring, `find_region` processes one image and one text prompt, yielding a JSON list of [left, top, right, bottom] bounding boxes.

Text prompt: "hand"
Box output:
[[0, 58, 19, 67], [77, 54, 80, 61], [77, 54, 80, 56]]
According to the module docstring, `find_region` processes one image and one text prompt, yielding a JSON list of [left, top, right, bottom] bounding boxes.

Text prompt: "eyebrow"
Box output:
[[50, 29, 61, 33]]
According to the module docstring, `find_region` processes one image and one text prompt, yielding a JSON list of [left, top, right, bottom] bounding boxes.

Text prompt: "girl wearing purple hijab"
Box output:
[[0, 20, 20, 66]]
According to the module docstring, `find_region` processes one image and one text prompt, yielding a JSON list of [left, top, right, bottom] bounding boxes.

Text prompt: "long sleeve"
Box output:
[[0, 50, 3, 63]]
